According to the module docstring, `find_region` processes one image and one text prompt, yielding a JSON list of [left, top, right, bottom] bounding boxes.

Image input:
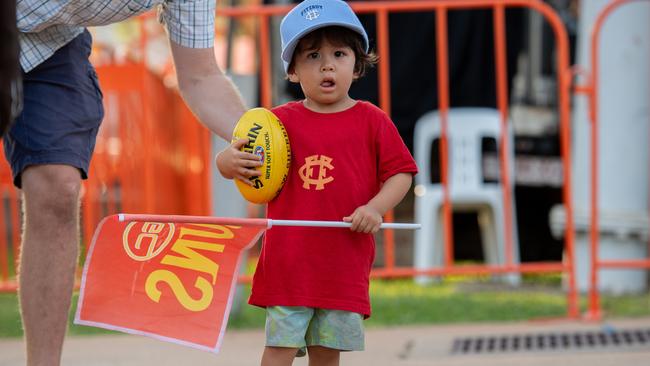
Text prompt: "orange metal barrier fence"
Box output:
[[0, 164, 20, 292], [219, 0, 578, 318], [573, 0, 650, 320], [1, 0, 580, 320], [82, 61, 212, 233], [0, 60, 212, 292]]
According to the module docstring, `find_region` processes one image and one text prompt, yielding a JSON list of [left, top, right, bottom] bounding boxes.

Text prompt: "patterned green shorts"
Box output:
[[265, 306, 364, 357]]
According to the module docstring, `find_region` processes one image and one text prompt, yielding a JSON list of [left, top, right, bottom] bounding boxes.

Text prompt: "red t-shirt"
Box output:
[[248, 101, 418, 317]]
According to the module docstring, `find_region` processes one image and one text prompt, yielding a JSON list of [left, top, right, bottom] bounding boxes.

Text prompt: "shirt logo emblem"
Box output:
[[299, 155, 334, 190]]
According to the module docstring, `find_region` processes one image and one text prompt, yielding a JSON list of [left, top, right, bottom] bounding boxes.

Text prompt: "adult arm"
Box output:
[[169, 41, 261, 178], [170, 40, 243, 139]]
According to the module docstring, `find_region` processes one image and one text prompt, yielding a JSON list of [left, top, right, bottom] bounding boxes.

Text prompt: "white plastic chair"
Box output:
[[413, 108, 520, 285]]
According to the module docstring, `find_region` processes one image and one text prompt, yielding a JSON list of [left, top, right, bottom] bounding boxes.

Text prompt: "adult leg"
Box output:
[[19, 164, 82, 366], [261, 346, 299, 366], [307, 346, 340, 366]]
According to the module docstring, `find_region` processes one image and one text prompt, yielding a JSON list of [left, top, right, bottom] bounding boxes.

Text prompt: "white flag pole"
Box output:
[[116, 214, 420, 230], [269, 219, 420, 230]]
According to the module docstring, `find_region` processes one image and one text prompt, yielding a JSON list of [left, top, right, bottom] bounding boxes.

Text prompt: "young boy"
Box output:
[[247, 0, 417, 365]]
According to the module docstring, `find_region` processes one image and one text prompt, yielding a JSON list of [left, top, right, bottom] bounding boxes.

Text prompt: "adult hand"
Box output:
[[215, 138, 263, 184]]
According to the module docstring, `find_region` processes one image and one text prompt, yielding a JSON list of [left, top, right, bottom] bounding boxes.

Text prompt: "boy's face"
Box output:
[[288, 37, 359, 113]]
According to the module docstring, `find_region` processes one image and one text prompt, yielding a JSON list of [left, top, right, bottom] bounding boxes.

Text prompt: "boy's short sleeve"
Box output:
[[160, 0, 216, 48], [376, 114, 418, 183]]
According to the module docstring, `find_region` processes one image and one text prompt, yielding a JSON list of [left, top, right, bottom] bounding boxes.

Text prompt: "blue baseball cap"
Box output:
[[280, 0, 369, 72]]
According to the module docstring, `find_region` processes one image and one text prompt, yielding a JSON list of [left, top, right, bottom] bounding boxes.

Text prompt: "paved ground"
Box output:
[[2, 317, 650, 365]]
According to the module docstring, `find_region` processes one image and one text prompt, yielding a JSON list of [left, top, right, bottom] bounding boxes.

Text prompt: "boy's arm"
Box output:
[[343, 173, 413, 233]]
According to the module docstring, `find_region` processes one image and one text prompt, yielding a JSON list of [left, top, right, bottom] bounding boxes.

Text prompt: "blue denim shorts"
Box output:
[[3, 29, 104, 188], [265, 306, 365, 357]]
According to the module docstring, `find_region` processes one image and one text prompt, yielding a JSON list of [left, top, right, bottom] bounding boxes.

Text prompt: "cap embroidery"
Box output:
[[301, 4, 323, 20]]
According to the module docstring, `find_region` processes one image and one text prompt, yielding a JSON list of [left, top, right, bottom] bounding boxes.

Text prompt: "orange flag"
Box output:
[[75, 214, 268, 353]]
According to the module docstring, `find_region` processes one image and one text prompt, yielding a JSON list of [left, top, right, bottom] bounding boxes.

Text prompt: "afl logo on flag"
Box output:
[[122, 222, 175, 261]]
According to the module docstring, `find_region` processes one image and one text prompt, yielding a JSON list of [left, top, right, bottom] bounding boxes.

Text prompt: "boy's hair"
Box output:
[[288, 26, 378, 78]]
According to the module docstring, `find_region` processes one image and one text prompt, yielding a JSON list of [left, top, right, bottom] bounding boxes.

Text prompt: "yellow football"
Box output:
[[231, 108, 291, 204]]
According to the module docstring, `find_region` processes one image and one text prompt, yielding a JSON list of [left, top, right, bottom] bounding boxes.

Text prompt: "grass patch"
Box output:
[[365, 279, 567, 326], [0, 293, 121, 337], [0, 293, 22, 337], [1, 277, 649, 338]]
